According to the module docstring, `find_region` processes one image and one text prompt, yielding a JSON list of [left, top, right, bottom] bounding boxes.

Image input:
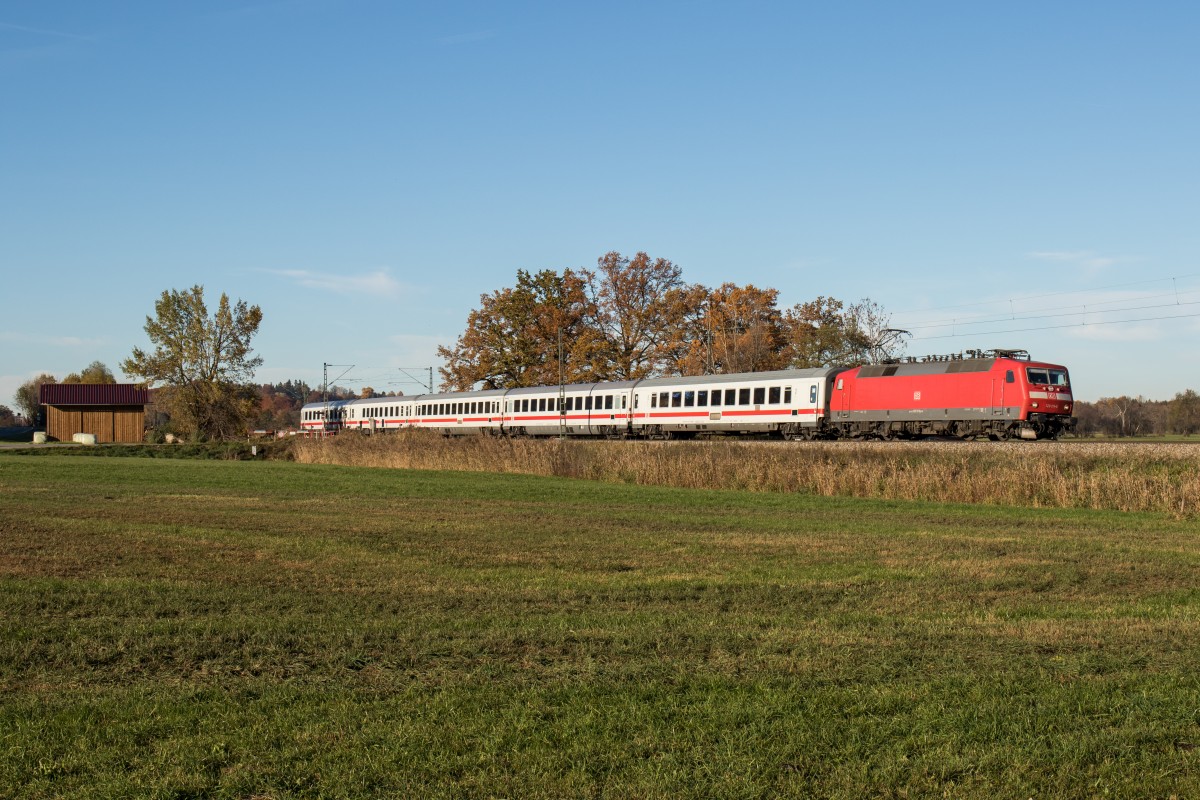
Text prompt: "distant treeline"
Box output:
[[252, 380, 406, 431], [1073, 391, 1200, 437]]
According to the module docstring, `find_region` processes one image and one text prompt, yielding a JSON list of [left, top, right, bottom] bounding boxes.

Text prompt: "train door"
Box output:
[[990, 369, 1013, 417], [836, 377, 851, 419]]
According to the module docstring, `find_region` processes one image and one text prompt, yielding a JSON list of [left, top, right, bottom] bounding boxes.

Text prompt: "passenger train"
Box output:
[[300, 350, 1075, 441]]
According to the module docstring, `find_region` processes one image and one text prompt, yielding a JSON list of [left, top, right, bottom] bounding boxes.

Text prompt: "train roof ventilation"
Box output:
[[889, 348, 1030, 365]]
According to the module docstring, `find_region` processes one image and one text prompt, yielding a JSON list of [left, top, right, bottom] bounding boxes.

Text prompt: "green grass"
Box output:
[[2, 455, 1199, 798]]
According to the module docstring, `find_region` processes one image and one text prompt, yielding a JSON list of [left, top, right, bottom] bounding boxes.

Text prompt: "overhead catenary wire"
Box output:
[[889, 271, 1200, 341], [908, 309, 1200, 342]]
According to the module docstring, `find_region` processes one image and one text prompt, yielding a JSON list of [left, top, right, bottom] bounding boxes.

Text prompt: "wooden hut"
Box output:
[[39, 384, 151, 443]]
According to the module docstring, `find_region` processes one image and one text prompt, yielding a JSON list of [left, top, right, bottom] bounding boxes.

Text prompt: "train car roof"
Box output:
[[850, 357, 1064, 378], [504, 380, 639, 396], [634, 367, 843, 389], [405, 387, 509, 402]]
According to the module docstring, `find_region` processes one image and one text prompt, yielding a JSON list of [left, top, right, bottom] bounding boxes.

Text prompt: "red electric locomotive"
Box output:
[[828, 349, 1074, 440]]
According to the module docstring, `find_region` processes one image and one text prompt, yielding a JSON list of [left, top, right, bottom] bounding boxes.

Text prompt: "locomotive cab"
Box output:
[[1018, 362, 1075, 439]]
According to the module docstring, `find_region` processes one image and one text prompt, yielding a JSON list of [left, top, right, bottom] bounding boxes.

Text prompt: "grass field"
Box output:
[[3, 455, 1200, 798], [296, 432, 1200, 517]]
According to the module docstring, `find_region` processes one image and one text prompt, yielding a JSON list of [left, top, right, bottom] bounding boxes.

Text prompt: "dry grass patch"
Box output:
[[296, 432, 1200, 516]]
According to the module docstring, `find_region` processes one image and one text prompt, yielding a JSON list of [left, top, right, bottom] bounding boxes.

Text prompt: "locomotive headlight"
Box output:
[[1064, 403, 1071, 412], [1031, 402, 1039, 409]]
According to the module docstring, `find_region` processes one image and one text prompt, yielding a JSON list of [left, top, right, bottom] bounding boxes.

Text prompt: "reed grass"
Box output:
[[294, 432, 1200, 517]]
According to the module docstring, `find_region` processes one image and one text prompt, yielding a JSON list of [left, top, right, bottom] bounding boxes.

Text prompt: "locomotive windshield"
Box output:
[[1026, 367, 1069, 387]]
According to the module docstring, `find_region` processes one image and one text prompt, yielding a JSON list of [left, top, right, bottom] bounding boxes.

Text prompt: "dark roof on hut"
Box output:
[[40, 384, 152, 406]]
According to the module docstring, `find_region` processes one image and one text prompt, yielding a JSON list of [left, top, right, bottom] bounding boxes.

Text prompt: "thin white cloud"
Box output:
[[266, 268, 403, 298], [0, 331, 106, 348]]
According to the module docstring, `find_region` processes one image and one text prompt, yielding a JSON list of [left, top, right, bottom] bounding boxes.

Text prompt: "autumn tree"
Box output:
[[1168, 389, 1200, 435], [667, 283, 787, 375], [784, 296, 862, 368], [784, 296, 904, 367], [0, 405, 19, 426], [122, 285, 263, 439], [439, 252, 902, 385], [13, 373, 56, 426], [437, 269, 600, 390], [587, 251, 697, 380], [62, 361, 117, 384]]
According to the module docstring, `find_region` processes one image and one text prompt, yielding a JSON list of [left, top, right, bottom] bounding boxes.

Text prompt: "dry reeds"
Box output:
[[294, 432, 1200, 517]]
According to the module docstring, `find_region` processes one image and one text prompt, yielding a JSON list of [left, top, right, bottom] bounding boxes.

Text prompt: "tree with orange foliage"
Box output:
[[667, 283, 788, 375], [437, 269, 599, 390], [587, 251, 697, 380]]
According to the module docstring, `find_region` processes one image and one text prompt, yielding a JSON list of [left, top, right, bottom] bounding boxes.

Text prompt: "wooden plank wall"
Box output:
[[47, 406, 145, 443]]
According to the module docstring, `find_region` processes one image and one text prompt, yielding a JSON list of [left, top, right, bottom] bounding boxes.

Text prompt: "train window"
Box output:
[[622, 395, 627, 409], [768, 387, 781, 404], [754, 387, 765, 405], [684, 391, 694, 407], [837, 379, 844, 390], [725, 389, 736, 405], [605, 395, 613, 410], [784, 387, 792, 404], [650, 394, 657, 408], [710, 390, 721, 407], [697, 390, 707, 406], [671, 391, 682, 408], [739, 388, 751, 405], [809, 385, 818, 403], [1026, 368, 1050, 385]]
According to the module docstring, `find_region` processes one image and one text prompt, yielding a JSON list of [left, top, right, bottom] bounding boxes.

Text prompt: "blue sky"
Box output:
[[3, 0, 1198, 405]]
